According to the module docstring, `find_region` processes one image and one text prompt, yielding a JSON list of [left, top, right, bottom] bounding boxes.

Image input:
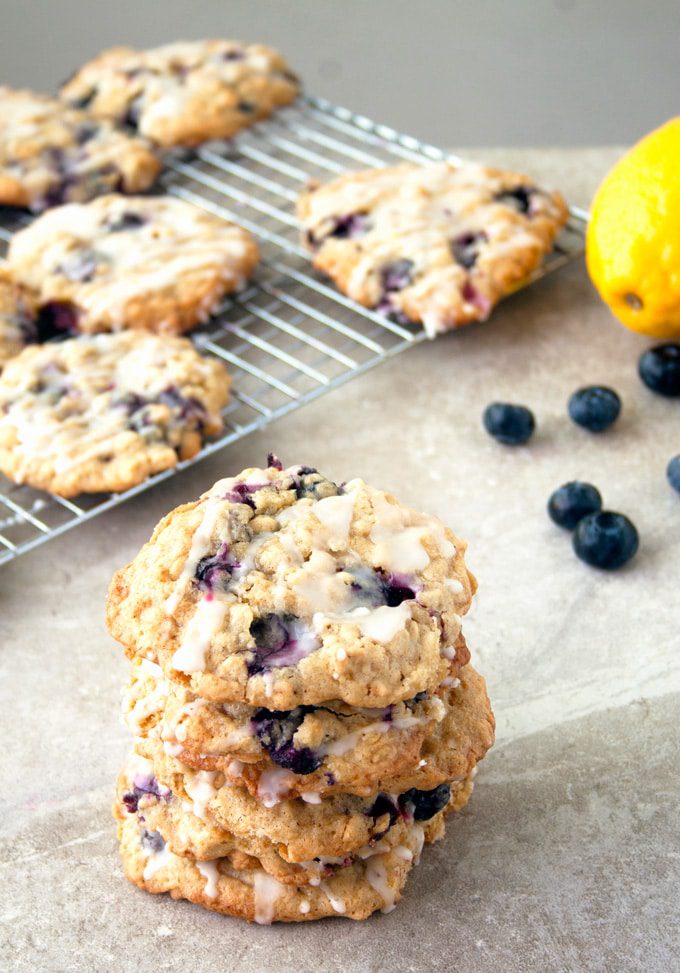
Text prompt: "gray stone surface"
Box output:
[[1, 149, 679, 971]]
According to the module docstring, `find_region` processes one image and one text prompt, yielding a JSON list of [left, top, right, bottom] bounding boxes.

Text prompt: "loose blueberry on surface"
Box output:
[[548, 481, 603, 530], [450, 231, 487, 269], [251, 707, 322, 775], [399, 783, 451, 821], [572, 511, 639, 570], [381, 259, 414, 293], [494, 185, 535, 214], [666, 455, 680, 494], [195, 543, 237, 593], [482, 402, 535, 445], [140, 829, 166, 853], [568, 386, 621, 432], [638, 343, 680, 397]]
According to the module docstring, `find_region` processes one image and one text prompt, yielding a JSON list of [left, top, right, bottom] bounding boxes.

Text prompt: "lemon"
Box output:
[[586, 117, 680, 340]]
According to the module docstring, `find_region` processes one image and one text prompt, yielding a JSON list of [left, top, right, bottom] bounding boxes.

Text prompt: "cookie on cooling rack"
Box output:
[[0, 86, 161, 212], [60, 40, 300, 148], [0, 331, 230, 497], [106, 460, 475, 710], [0, 266, 29, 372], [298, 160, 569, 337], [6, 194, 260, 336]]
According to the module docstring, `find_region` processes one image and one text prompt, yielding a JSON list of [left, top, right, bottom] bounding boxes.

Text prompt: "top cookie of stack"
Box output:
[[107, 460, 475, 710]]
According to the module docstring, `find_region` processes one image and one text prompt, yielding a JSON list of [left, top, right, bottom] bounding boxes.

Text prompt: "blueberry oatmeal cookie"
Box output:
[[60, 40, 300, 148], [115, 749, 451, 888], [7, 194, 259, 336], [107, 461, 476, 709], [117, 805, 435, 922], [0, 266, 28, 371], [0, 87, 161, 212], [124, 653, 492, 802], [0, 332, 229, 496], [298, 161, 569, 337]]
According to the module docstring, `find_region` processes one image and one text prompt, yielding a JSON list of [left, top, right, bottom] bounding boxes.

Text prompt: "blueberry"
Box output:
[[638, 343, 680, 397], [399, 783, 451, 821], [122, 774, 170, 813], [548, 481, 603, 530], [251, 707, 322, 775], [572, 511, 639, 570], [223, 480, 267, 508], [267, 452, 283, 470], [381, 259, 414, 293], [140, 829, 166, 853], [494, 186, 535, 214], [346, 567, 415, 607], [237, 100, 255, 113], [666, 455, 680, 494], [195, 543, 237, 593], [107, 211, 146, 232], [482, 402, 535, 445], [74, 121, 99, 144], [34, 302, 79, 341], [450, 231, 487, 269], [294, 469, 338, 500], [368, 794, 400, 828], [327, 213, 370, 240], [248, 613, 318, 673], [568, 386, 621, 432]]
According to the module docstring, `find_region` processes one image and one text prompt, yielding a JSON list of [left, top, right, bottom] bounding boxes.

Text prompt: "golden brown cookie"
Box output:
[[60, 40, 299, 147], [0, 331, 229, 496], [0, 86, 160, 211], [298, 161, 569, 336], [107, 462, 476, 709], [7, 194, 259, 336]]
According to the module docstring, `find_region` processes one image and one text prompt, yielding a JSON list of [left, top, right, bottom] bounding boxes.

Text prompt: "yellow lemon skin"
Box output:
[[586, 116, 680, 340]]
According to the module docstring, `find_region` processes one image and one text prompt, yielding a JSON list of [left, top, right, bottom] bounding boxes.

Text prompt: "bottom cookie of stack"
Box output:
[[115, 752, 473, 922]]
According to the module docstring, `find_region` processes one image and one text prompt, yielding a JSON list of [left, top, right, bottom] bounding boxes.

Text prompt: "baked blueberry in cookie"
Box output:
[[60, 40, 300, 148], [0, 331, 230, 496], [298, 161, 568, 336], [7, 194, 260, 336], [0, 86, 161, 212]]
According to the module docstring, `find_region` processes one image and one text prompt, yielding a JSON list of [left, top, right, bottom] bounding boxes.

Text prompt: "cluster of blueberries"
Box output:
[[482, 342, 680, 570]]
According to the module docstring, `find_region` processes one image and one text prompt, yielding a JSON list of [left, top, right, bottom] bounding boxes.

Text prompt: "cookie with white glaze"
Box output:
[[118, 806, 435, 922], [60, 40, 299, 148], [107, 461, 476, 709], [137, 729, 475, 864], [0, 266, 28, 371], [298, 161, 569, 337], [0, 86, 161, 211], [7, 194, 259, 336], [125, 654, 492, 803], [115, 749, 451, 888], [0, 332, 229, 496]]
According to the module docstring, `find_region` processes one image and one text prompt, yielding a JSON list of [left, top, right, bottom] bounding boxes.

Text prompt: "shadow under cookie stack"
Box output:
[[106, 460, 495, 923]]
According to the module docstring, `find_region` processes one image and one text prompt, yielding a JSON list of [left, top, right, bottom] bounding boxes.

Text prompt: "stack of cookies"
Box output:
[[106, 459, 494, 923]]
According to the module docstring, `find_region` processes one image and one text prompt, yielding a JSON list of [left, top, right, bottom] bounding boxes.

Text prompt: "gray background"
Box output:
[[1, 0, 677, 147]]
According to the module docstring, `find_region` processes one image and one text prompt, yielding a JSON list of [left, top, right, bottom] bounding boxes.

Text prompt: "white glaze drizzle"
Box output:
[[313, 603, 412, 644], [183, 770, 216, 821], [253, 872, 284, 924], [196, 860, 219, 899]]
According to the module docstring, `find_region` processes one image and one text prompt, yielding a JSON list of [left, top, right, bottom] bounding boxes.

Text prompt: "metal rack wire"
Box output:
[[0, 95, 587, 565]]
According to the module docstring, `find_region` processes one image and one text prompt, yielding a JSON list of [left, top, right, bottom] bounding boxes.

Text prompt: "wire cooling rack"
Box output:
[[0, 95, 587, 565]]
